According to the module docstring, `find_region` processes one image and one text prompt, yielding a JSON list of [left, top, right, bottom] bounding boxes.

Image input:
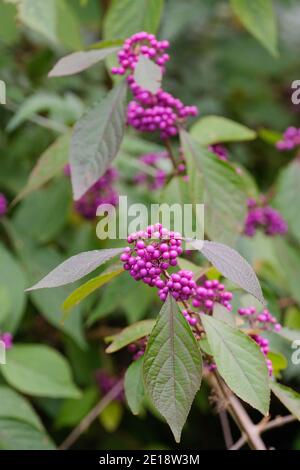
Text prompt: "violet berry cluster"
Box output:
[[0, 193, 7, 217], [276, 127, 300, 150], [64, 165, 119, 219], [192, 279, 233, 313], [244, 198, 287, 237], [238, 306, 281, 376], [120, 224, 183, 287], [112, 32, 198, 138]]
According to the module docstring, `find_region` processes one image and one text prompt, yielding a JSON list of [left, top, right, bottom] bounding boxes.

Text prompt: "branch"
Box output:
[[207, 372, 267, 450], [59, 379, 124, 450], [219, 409, 234, 449], [230, 414, 297, 450]]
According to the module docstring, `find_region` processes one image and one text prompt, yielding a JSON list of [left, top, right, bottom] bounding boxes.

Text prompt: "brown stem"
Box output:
[[59, 379, 123, 450], [208, 372, 267, 450], [230, 414, 297, 450], [219, 409, 234, 449]]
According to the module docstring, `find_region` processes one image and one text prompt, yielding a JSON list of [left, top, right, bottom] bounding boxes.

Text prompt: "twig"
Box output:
[[261, 414, 297, 433], [59, 379, 123, 450], [219, 409, 234, 449], [208, 372, 267, 450], [230, 414, 297, 450]]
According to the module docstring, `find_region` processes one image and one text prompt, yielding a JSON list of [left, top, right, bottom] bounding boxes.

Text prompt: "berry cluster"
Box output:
[[0, 193, 7, 217], [120, 224, 182, 286], [192, 279, 233, 313], [127, 89, 198, 139], [64, 165, 119, 219], [244, 198, 287, 237], [0, 332, 13, 349], [238, 306, 281, 376], [112, 32, 198, 138], [158, 270, 196, 302], [111, 32, 170, 76], [276, 127, 300, 151]]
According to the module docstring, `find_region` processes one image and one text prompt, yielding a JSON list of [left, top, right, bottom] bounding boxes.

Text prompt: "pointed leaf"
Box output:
[[192, 240, 265, 305], [26, 247, 124, 291], [201, 315, 270, 415], [191, 115, 256, 146], [49, 48, 120, 77], [124, 357, 145, 415], [62, 268, 123, 314], [270, 382, 300, 421], [70, 81, 127, 200], [143, 296, 202, 442], [0, 385, 43, 431], [106, 319, 155, 353], [230, 0, 278, 56]]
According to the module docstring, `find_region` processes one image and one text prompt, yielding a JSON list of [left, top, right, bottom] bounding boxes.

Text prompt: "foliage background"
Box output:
[[0, 0, 300, 450]]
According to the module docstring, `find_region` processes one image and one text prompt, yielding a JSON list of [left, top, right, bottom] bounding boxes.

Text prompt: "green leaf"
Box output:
[[26, 247, 124, 290], [48, 47, 120, 77], [201, 315, 270, 415], [192, 240, 265, 305], [133, 55, 162, 94], [1, 344, 81, 399], [0, 418, 55, 450], [70, 81, 127, 200], [270, 382, 300, 421], [230, 0, 278, 56], [267, 352, 287, 375], [191, 115, 256, 146], [274, 158, 300, 245], [99, 400, 123, 433], [213, 303, 236, 327], [62, 269, 123, 315], [16, 0, 82, 50], [106, 319, 155, 353], [0, 242, 26, 333], [143, 296, 202, 442], [104, 0, 164, 40], [124, 357, 145, 415], [13, 178, 70, 244], [14, 133, 71, 203], [180, 131, 247, 245], [0, 385, 43, 431]]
